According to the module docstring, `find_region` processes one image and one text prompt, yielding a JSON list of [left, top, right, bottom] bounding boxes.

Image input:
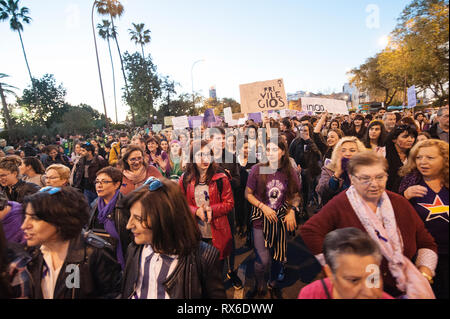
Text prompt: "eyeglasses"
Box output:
[[128, 157, 143, 163], [352, 174, 387, 185], [44, 175, 60, 180], [39, 186, 61, 194], [143, 176, 163, 191], [95, 180, 114, 186]]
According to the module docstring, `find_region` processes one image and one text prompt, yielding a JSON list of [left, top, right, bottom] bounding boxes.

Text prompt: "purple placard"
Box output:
[[203, 108, 216, 125], [188, 116, 203, 128], [248, 112, 262, 123]]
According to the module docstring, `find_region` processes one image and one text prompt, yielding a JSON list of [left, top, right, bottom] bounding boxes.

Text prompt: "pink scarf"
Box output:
[[123, 166, 148, 187], [346, 186, 435, 299]]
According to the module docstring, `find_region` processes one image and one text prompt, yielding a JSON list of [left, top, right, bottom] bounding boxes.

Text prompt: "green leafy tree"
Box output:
[[129, 22, 151, 58], [0, 73, 17, 129], [18, 74, 66, 127], [0, 0, 33, 88], [122, 52, 161, 124], [97, 19, 118, 124]]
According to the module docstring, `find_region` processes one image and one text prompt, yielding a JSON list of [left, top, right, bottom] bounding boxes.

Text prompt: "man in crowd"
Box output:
[[109, 133, 129, 166], [73, 143, 107, 206], [427, 106, 449, 143], [382, 112, 397, 133]]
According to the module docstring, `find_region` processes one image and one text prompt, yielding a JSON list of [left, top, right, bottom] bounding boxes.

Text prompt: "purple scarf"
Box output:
[[97, 190, 125, 269], [1, 201, 25, 244]]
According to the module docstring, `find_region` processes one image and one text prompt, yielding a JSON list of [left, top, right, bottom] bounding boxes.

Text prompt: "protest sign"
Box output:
[[239, 78, 287, 113], [188, 116, 203, 128], [300, 97, 349, 115], [203, 108, 216, 127], [224, 107, 233, 124], [172, 116, 189, 130], [407, 85, 416, 109], [164, 116, 174, 127], [248, 112, 263, 123], [152, 124, 162, 133]]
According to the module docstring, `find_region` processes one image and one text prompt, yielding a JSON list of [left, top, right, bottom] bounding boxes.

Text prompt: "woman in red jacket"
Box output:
[[179, 140, 234, 270]]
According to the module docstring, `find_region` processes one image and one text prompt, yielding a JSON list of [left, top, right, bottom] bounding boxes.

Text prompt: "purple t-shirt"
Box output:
[[409, 179, 449, 255], [1, 201, 25, 244], [246, 164, 301, 228]]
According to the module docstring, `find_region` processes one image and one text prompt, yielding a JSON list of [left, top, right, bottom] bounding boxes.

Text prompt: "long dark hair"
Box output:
[[363, 120, 387, 148], [184, 140, 218, 186], [121, 178, 201, 256], [255, 136, 298, 204], [23, 156, 45, 175]]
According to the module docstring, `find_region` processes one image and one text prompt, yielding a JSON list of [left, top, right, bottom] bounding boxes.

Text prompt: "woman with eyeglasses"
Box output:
[[44, 164, 70, 188], [121, 176, 226, 299], [0, 156, 40, 203], [316, 137, 366, 207], [120, 145, 162, 196], [301, 151, 438, 299], [21, 187, 122, 299], [245, 136, 301, 299], [179, 140, 236, 287], [399, 139, 449, 299], [385, 124, 418, 193], [87, 167, 133, 270]]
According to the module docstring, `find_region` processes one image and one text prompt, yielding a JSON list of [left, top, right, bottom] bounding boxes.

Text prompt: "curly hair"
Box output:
[[399, 139, 449, 189], [327, 136, 366, 172], [0, 155, 22, 175]]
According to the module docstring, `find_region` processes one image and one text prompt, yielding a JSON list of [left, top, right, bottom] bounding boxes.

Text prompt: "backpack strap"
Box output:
[[320, 279, 332, 299]]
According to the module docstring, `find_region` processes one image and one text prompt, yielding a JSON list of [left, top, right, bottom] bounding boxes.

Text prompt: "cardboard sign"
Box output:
[[152, 124, 162, 133], [407, 85, 416, 109], [172, 116, 189, 130], [164, 116, 175, 127], [239, 78, 287, 113], [300, 97, 349, 115]]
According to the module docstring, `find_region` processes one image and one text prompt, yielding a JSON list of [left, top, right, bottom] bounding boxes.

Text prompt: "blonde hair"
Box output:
[[46, 164, 70, 182], [327, 136, 367, 172], [399, 139, 449, 188]]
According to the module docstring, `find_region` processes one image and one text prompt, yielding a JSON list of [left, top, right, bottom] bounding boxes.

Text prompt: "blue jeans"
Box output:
[[84, 189, 98, 207], [252, 226, 282, 289]]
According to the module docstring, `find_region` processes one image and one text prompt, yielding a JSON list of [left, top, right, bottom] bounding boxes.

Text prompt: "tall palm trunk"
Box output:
[[109, 15, 135, 126], [141, 45, 145, 59], [0, 83, 13, 130], [107, 38, 118, 124], [17, 29, 33, 85], [91, 2, 109, 130]]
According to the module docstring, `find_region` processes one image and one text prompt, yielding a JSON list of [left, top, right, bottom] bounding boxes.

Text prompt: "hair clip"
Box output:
[[39, 186, 61, 195], [143, 177, 163, 191]]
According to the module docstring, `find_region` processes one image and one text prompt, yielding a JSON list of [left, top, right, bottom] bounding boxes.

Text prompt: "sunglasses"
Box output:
[[143, 177, 163, 191]]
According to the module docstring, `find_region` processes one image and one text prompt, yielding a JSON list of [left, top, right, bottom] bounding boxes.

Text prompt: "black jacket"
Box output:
[[0, 180, 40, 203], [121, 241, 226, 299], [289, 137, 322, 179], [385, 141, 406, 194], [215, 149, 240, 189], [26, 232, 122, 299], [43, 154, 72, 169], [88, 193, 133, 260], [72, 155, 107, 191]]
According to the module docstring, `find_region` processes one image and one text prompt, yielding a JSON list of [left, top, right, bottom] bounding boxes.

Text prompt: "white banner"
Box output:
[[224, 107, 233, 123], [171, 116, 189, 130], [300, 97, 349, 115], [239, 78, 287, 114]]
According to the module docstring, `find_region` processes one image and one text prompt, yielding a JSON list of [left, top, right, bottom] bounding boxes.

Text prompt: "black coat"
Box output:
[[121, 241, 226, 299], [88, 193, 133, 261], [26, 233, 122, 299], [0, 180, 40, 203], [385, 141, 406, 194], [289, 137, 322, 179], [72, 155, 107, 191]]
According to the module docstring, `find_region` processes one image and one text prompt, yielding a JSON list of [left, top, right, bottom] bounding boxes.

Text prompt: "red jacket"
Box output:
[[300, 189, 437, 296], [179, 172, 234, 260]]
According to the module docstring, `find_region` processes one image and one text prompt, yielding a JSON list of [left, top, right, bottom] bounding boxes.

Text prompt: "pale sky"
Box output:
[[1, 0, 411, 122]]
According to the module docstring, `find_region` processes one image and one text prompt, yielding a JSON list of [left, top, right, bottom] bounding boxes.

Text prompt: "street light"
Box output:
[[191, 59, 205, 105]]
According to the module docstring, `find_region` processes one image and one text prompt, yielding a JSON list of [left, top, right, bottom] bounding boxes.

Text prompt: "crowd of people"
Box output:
[[0, 104, 448, 300]]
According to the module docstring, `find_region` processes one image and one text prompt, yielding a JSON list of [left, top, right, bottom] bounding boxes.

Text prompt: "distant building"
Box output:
[[209, 86, 217, 100], [343, 83, 370, 109]]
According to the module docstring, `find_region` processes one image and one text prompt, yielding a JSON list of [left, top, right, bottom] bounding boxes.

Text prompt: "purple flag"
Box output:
[[248, 112, 262, 123]]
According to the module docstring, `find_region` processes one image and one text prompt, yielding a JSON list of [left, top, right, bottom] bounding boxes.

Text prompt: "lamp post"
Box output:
[[191, 59, 205, 105]]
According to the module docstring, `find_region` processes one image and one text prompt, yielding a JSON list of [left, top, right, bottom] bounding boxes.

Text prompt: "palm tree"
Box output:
[[95, 0, 135, 126], [91, 1, 109, 130], [129, 23, 151, 58], [0, 0, 33, 85], [0, 73, 17, 130], [98, 20, 118, 124]]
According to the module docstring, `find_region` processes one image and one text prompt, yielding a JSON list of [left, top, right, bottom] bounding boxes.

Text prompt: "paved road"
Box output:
[[224, 218, 324, 300]]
